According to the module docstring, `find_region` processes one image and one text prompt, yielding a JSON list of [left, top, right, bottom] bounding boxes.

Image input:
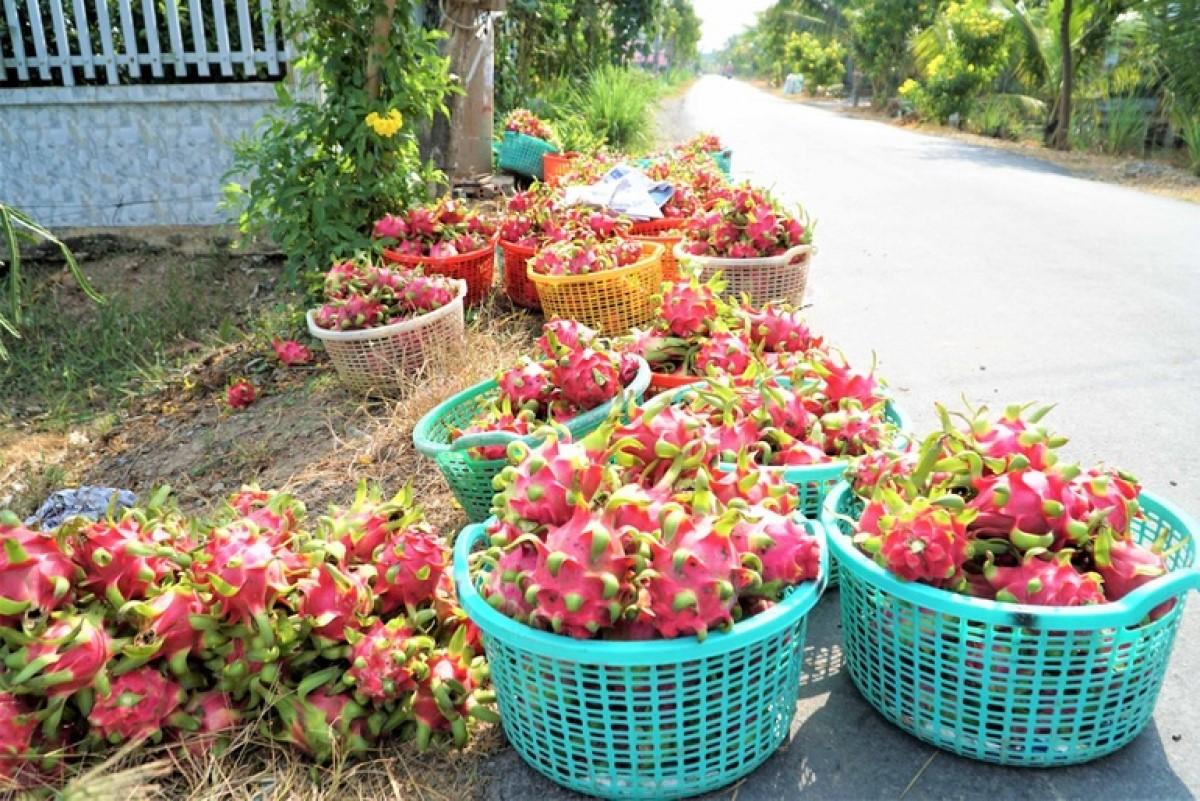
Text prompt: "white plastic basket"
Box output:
[[306, 279, 467, 393], [674, 242, 815, 306]]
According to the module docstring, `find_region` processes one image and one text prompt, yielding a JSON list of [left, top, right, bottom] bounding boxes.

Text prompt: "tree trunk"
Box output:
[[365, 0, 397, 101], [1051, 0, 1073, 150]]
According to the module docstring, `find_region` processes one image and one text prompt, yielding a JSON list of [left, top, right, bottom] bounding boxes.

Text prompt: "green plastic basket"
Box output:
[[821, 480, 1200, 767], [498, 130, 559, 180], [453, 519, 828, 800], [412, 358, 650, 522], [710, 148, 732, 178]]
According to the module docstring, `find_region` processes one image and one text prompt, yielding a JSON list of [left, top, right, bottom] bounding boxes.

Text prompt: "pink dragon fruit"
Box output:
[[272, 338, 313, 366], [374, 525, 447, 613], [819, 403, 889, 457], [372, 213, 407, 240], [0, 692, 36, 783], [536, 319, 594, 358], [88, 667, 184, 744], [640, 509, 758, 639], [191, 524, 293, 634], [552, 347, 622, 410], [851, 448, 917, 494], [604, 483, 675, 533], [321, 481, 416, 564], [410, 630, 493, 750], [227, 486, 303, 540], [815, 352, 883, 410], [615, 402, 713, 486], [226, 379, 257, 409], [736, 305, 818, 353], [708, 458, 796, 514], [127, 586, 207, 672], [496, 359, 555, 411], [481, 541, 540, 619], [756, 381, 816, 439], [294, 563, 373, 642], [494, 432, 610, 527], [968, 468, 1088, 551], [523, 508, 633, 637], [856, 497, 972, 584], [732, 510, 821, 594], [335, 295, 387, 330], [13, 615, 112, 696], [456, 409, 536, 461], [346, 618, 434, 703], [1096, 537, 1173, 618], [0, 514, 75, 622], [322, 260, 363, 299], [956, 403, 1064, 471], [71, 518, 175, 605], [275, 688, 370, 761], [769, 440, 829, 466], [694, 332, 752, 376], [983, 553, 1105, 606], [1073, 467, 1141, 533], [183, 691, 241, 755], [656, 277, 718, 338]]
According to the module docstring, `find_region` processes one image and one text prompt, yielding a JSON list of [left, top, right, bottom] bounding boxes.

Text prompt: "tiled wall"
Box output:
[[0, 83, 280, 227]]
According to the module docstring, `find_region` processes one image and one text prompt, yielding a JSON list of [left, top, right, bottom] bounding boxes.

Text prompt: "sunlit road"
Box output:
[[483, 77, 1200, 801]]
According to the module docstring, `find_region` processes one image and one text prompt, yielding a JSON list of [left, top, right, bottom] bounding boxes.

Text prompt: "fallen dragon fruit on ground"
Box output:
[[846, 402, 1174, 610], [450, 320, 645, 461], [0, 482, 492, 789], [310, 256, 460, 333], [469, 392, 823, 641]]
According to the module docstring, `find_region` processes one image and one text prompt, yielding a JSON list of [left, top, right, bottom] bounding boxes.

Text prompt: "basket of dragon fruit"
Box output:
[[528, 241, 665, 336], [374, 198, 498, 307], [306, 259, 466, 393], [413, 322, 651, 522], [820, 402, 1200, 767], [453, 405, 828, 800], [498, 109, 559, 180], [628, 219, 686, 283], [675, 133, 733, 179], [674, 184, 813, 307], [542, 150, 580, 186]]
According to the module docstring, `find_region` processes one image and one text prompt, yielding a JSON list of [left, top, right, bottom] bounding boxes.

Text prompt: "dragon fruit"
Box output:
[[851, 448, 917, 494], [226, 379, 256, 409], [398, 274, 455, 313], [536, 319, 594, 358], [552, 347, 621, 410], [493, 431, 610, 527], [71, 518, 175, 605], [323, 260, 364, 299], [955, 402, 1065, 471], [856, 497, 973, 584], [274, 687, 370, 761], [1096, 537, 1172, 618], [410, 628, 494, 750], [614, 401, 712, 486], [640, 508, 757, 640], [272, 338, 313, 367], [455, 408, 536, 461], [294, 563, 373, 642], [9, 615, 112, 696], [756, 381, 816, 439], [983, 553, 1105, 606], [322, 481, 418, 564], [736, 304, 818, 353], [1073, 467, 1141, 533], [497, 359, 554, 411], [656, 277, 719, 338], [732, 510, 821, 595], [125, 585, 207, 673], [0, 514, 75, 622], [523, 508, 633, 637], [708, 457, 796, 514], [694, 332, 752, 376], [815, 352, 883, 410], [374, 525, 447, 613], [183, 691, 241, 754], [228, 486, 303, 537], [191, 524, 293, 637], [0, 692, 37, 783], [819, 403, 889, 457], [480, 540, 540, 619], [346, 618, 434, 703], [88, 667, 184, 744], [968, 468, 1087, 551]]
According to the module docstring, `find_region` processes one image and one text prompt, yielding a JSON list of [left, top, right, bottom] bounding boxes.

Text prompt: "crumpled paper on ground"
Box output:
[[25, 487, 137, 530], [561, 164, 675, 220]]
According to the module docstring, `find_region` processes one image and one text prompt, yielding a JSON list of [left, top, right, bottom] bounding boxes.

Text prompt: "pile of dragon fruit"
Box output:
[[848, 403, 1171, 610], [373, 197, 496, 259], [312, 258, 459, 332], [681, 183, 811, 260], [473, 400, 822, 640], [0, 483, 492, 784], [451, 321, 642, 460], [503, 108, 557, 143]]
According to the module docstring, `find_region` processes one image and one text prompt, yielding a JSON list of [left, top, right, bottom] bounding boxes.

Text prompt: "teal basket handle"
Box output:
[[1107, 566, 1200, 625], [804, 517, 831, 599], [450, 429, 525, 452], [453, 523, 487, 598]]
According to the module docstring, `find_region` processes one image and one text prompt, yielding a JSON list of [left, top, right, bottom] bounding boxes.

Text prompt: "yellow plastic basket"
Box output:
[[527, 242, 664, 336]]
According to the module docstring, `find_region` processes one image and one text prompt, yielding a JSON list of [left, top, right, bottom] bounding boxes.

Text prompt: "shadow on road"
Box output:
[[911, 137, 1075, 177]]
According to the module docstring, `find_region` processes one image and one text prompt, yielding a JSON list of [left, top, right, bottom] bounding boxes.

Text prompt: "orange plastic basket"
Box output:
[[382, 236, 497, 307], [648, 370, 702, 395], [542, 151, 580, 187], [527, 242, 665, 335], [629, 218, 686, 283], [498, 240, 541, 310]]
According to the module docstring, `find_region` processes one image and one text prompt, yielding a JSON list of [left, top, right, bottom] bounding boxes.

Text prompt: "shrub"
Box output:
[[967, 97, 1029, 140], [1174, 108, 1200, 175], [570, 66, 661, 153], [907, 0, 1008, 123], [784, 32, 846, 93], [224, 0, 456, 286]]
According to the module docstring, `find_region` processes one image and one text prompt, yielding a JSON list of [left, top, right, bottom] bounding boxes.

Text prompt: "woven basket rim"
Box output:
[[382, 234, 498, 267], [306, 279, 467, 343], [673, 241, 813, 268]]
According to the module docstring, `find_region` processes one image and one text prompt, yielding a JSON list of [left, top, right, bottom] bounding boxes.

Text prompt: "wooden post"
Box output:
[[443, 0, 502, 179]]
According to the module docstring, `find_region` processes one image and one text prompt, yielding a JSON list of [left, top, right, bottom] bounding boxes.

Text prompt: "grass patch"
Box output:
[[0, 251, 287, 427]]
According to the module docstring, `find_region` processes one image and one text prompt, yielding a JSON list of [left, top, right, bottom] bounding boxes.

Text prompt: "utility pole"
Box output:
[[442, 0, 505, 180]]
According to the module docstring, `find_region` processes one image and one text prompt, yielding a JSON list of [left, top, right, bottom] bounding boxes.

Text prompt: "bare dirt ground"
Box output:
[[754, 81, 1200, 205]]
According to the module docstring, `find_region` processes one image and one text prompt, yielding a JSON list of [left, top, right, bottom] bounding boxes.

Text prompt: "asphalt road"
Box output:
[[483, 76, 1200, 801]]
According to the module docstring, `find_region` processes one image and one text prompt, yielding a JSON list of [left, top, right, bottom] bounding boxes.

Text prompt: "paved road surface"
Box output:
[[484, 77, 1200, 801]]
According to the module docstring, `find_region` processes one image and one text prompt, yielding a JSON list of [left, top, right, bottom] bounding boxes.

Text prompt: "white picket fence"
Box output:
[[1, 0, 289, 86]]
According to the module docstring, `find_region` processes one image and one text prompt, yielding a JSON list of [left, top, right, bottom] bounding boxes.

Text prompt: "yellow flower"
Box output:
[[365, 109, 404, 138]]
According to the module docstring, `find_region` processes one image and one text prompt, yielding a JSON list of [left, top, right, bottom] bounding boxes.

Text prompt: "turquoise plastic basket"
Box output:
[[498, 131, 559, 180], [454, 520, 828, 800], [821, 481, 1200, 767], [412, 358, 650, 522], [710, 148, 732, 178]]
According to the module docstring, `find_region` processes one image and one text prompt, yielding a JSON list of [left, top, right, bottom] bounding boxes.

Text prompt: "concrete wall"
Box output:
[[0, 83, 281, 227]]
